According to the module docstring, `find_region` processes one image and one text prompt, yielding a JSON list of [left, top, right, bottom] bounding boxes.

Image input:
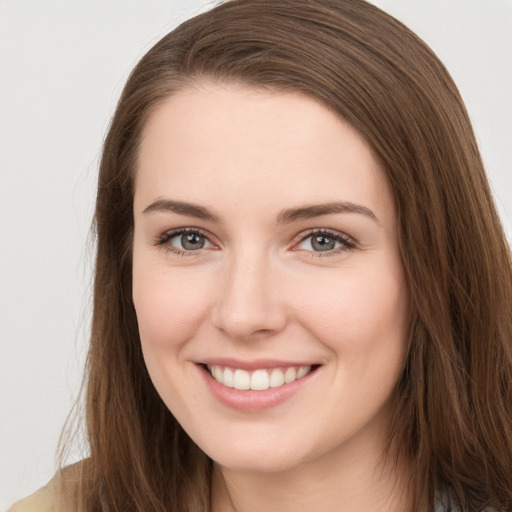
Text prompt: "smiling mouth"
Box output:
[[205, 364, 319, 391]]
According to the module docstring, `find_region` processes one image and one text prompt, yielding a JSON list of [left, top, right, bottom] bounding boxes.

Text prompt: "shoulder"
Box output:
[[8, 484, 53, 512], [8, 461, 84, 512]]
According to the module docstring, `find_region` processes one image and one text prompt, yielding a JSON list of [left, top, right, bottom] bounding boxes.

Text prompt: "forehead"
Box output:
[[135, 81, 393, 220]]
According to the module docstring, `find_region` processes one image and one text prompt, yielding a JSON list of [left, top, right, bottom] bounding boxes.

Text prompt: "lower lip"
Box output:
[[198, 365, 318, 412]]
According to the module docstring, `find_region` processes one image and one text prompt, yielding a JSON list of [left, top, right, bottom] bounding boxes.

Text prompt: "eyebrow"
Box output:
[[142, 199, 378, 225], [142, 199, 221, 222], [276, 202, 379, 225]]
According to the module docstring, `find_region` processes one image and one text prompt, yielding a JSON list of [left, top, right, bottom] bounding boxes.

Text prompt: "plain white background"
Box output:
[[1, 1, 511, 509]]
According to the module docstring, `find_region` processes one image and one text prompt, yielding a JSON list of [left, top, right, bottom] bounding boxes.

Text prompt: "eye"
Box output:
[[155, 228, 215, 255], [295, 229, 356, 255], [172, 232, 208, 251]]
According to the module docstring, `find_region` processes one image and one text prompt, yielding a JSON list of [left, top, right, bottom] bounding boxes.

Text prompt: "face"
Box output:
[[132, 82, 409, 473]]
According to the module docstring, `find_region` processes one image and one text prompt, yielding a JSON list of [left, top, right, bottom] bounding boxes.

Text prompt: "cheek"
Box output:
[[132, 261, 214, 351], [290, 263, 408, 359], [292, 266, 408, 436], [131, 261, 216, 412]]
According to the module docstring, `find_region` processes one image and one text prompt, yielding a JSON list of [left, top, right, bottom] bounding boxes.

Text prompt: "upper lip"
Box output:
[[199, 358, 319, 371]]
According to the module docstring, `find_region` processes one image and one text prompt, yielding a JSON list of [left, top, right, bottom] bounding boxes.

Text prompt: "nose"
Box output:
[[211, 250, 287, 341]]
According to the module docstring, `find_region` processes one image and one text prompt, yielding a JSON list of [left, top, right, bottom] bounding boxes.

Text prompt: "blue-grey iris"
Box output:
[[312, 235, 335, 251], [182, 233, 205, 250]]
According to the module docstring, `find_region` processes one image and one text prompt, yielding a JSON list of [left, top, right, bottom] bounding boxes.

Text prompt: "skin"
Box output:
[[132, 81, 412, 512]]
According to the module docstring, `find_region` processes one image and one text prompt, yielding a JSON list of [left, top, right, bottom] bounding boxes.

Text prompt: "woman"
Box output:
[[10, 0, 512, 511]]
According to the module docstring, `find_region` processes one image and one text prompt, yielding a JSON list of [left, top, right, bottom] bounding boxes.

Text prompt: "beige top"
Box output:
[[8, 463, 81, 512]]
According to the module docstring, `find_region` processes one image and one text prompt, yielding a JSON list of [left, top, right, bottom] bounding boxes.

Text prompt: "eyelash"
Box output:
[[154, 227, 356, 258], [293, 228, 356, 257], [154, 227, 214, 257]]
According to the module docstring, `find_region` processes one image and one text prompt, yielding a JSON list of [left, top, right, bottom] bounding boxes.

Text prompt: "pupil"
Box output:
[[312, 235, 335, 251], [182, 233, 205, 250]]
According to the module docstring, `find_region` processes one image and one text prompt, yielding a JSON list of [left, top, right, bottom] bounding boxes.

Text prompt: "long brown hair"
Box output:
[[66, 1, 512, 510]]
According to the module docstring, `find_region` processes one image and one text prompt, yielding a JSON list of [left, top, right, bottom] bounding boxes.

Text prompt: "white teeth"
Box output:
[[233, 369, 251, 390], [297, 366, 309, 379], [208, 364, 313, 391], [250, 369, 270, 390], [269, 368, 285, 388], [284, 367, 297, 383], [212, 366, 223, 382], [223, 367, 234, 388]]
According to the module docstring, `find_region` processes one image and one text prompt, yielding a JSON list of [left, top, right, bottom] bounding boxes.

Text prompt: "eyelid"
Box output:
[[154, 226, 356, 258], [154, 226, 219, 256], [291, 228, 357, 256]]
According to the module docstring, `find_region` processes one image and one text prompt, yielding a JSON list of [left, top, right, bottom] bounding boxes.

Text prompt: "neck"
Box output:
[[210, 425, 416, 512]]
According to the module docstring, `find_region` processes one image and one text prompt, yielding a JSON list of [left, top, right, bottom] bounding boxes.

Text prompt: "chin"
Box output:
[[194, 430, 309, 473], [211, 450, 306, 474]]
